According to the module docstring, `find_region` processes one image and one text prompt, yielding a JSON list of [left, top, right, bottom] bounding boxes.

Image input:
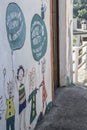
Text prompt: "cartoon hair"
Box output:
[[17, 65, 24, 80]]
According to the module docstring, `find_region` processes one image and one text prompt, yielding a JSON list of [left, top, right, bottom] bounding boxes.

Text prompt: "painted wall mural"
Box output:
[[29, 0, 49, 127], [6, 2, 26, 51], [6, 2, 26, 79], [0, 1, 52, 130], [41, 0, 48, 20], [28, 67, 42, 125], [3, 68, 15, 130], [16, 65, 27, 130], [0, 96, 5, 120], [30, 14, 47, 62], [41, 58, 47, 113]]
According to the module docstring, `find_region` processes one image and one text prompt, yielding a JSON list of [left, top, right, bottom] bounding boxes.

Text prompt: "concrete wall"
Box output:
[[59, 0, 73, 86], [66, 0, 73, 84], [0, 1, 52, 130], [59, 0, 66, 86]]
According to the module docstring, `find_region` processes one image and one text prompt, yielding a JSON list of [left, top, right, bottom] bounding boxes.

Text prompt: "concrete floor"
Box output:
[[35, 84, 87, 130]]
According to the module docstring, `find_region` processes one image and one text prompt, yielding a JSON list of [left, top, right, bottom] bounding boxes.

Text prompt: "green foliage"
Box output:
[[73, 0, 87, 20], [78, 8, 87, 20], [80, 0, 87, 4], [73, 4, 80, 18], [73, 0, 87, 4]]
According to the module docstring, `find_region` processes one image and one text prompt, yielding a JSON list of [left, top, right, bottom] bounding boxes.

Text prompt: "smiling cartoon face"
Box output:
[[17, 65, 25, 83], [18, 69, 24, 82]]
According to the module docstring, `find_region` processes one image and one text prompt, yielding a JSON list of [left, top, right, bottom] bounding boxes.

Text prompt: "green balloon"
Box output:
[[30, 14, 47, 61], [6, 3, 26, 50]]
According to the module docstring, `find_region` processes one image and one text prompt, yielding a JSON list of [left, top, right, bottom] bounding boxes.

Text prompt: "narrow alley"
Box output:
[[1, 1, 87, 130], [35, 84, 87, 130]]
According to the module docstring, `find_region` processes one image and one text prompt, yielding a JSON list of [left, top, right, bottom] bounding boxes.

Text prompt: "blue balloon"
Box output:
[[30, 14, 47, 61], [6, 3, 26, 50]]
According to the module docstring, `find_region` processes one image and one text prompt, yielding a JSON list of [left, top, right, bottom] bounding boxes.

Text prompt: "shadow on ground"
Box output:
[[35, 84, 87, 130]]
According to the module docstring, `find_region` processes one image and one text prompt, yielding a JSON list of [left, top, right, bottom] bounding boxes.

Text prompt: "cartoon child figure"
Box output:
[[6, 81, 15, 130], [16, 65, 27, 130], [3, 68, 15, 130], [41, 0, 47, 20], [41, 58, 47, 113]]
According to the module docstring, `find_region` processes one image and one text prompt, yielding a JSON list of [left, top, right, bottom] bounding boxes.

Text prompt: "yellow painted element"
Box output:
[[6, 97, 15, 119]]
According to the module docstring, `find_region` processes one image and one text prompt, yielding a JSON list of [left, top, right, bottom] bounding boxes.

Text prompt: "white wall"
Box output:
[[0, 1, 52, 130], [66, 0, 73, 84], [59, 0, 66, 86], [59, 0, 73, 86], [73, 18, 77, 30]]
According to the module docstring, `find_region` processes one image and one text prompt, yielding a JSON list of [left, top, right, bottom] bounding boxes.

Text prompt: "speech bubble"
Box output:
[[6, 2, 26, 50], [30, 14, 47, 61]]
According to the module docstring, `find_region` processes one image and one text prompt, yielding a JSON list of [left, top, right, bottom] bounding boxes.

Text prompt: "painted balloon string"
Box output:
[[3, 68, 6, 98], [11, 50, 14, 78]]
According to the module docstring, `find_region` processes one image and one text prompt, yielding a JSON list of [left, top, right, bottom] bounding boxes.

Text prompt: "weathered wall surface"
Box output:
[[59, 0, 73, 86], [66, 0, 73, 85], [0, 1, 52, 130], [59, 0, 66, 86]]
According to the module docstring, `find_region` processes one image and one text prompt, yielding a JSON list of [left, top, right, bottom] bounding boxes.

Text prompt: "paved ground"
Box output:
[[35, 84, 87, 130]]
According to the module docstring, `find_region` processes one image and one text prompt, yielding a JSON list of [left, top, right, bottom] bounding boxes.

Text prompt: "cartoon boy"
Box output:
[[16, 65, 27, 130]]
